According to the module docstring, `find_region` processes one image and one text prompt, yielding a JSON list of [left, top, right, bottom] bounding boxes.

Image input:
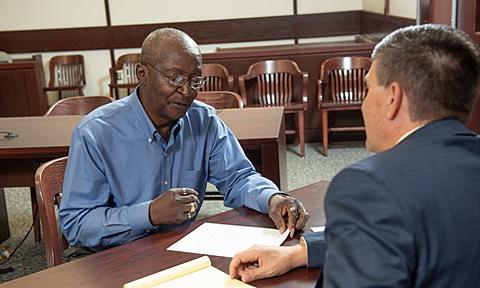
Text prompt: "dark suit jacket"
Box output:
[[305, 119, 480, 287]]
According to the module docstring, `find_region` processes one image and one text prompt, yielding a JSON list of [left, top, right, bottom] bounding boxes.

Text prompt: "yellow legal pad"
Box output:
[[123, 256, 254, 288]]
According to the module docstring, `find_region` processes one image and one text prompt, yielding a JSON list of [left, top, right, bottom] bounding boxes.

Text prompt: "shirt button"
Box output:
[[148, 138, 153, 144], [163, 152, 167, 157], [164, 180, 168, 185]]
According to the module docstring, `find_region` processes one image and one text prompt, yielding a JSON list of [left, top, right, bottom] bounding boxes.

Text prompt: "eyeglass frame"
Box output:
[[142, 62, 206, 90]]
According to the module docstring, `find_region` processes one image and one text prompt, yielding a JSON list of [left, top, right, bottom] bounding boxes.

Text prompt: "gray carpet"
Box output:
[[0, 142, 371, 283]]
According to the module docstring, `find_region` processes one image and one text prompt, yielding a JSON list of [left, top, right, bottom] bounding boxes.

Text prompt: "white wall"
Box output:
[[0, 0, 106, 31], [1, 0, 414, 98], [110, 0, 292, 25], [390, 0, 417, 18], [362, 0, 385, 14], [298, 0, 362, 14]]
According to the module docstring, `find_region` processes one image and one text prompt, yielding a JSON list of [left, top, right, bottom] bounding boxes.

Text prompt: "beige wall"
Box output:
[[298, 0, 362, 14], [362, 0, 385, 14], [1, 0, 415, 98], [390, 0, 417, 18], [0, 0, 106, 31], [110, 0, 292, 25]]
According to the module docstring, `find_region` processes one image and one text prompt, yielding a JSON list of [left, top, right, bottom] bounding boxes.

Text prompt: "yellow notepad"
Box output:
[[123, 256, 254, 288]]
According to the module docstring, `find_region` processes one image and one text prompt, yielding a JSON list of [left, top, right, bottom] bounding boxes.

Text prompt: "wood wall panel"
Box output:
[[361, 11, 416, 39], [0, 27, 110, 53], [297, 11, 361, 38], [0, 11, 414, 54], [110, 17, 295, 49]]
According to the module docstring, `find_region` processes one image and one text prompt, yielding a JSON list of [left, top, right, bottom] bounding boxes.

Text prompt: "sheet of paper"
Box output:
[[167, 223, 289, 258], [311, 226, 325, 233]]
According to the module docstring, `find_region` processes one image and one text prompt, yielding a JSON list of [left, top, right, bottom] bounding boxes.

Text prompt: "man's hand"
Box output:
[[229, 244, 307, 283], [148, 188, 200, 225], [268, 194, 309, 237]]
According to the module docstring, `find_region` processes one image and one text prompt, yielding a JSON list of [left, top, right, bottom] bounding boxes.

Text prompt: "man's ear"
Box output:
[[386, 81, 403, 120], [136, 64, 147, 85]]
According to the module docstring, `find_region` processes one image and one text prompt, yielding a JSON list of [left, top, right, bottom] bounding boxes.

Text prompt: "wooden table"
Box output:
[[0, 181, 328, 288], [0, 107, 287, 242]]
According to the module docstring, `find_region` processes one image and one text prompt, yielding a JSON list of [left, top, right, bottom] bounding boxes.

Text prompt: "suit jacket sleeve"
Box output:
[[321, 165, 416, 288], [303, 232, 326, 268]]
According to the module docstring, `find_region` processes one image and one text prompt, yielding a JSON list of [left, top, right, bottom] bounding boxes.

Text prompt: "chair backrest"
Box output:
[[196, 91, 243, 109], [45, 96, 113, 116], [35, 156, 68, 267], [201, 63, 234, 91], [239, 59, 308, 106], [47, 55, 85, 88], [318, 56, 372, 105], [110, 53, 141, 85]]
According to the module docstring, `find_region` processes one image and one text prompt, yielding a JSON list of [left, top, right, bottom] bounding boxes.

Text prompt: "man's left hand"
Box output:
[[268, 194, 309, 237]]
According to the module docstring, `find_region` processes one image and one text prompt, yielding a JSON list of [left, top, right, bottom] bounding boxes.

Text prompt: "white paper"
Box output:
[[310, 226, 325, 233], [167, 223, 289, 258]]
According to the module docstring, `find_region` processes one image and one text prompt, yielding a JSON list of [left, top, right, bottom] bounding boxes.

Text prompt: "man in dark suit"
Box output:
[[229, 24, 480, 287]]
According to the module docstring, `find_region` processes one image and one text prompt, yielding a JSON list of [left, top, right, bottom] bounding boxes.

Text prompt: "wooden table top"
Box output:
[[0, 107, 284, 158], [0, 181, 329, 288]]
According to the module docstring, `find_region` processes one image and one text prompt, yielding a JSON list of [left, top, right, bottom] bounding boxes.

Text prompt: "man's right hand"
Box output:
[[229, 244, 308, 283], [148, 187, 200, 225]]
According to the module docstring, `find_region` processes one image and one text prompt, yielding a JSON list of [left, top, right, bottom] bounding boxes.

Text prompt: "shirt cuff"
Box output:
[[127, 201, 155, 231], [257, 188, 282, 213]]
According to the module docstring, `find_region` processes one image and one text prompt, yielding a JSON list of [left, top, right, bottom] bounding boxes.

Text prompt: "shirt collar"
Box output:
[[128, 87, 185, 143], [395, 124, 425, 146]]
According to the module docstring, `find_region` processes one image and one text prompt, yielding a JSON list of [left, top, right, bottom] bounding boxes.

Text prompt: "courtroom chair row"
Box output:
[[46, 54, 370, 157]]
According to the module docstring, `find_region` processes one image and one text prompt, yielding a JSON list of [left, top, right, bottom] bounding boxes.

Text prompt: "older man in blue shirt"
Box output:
[[59, 28, 309, 252]]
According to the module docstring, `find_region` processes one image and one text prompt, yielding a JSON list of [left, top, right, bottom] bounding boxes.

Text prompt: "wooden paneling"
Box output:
[[297, 11, 361, 38], [0, 188, 9, 242], [361, 11, 416, 39], [0, 11, 415, 54], [110, 16, 295, 49], [0, 56, 47, 117]]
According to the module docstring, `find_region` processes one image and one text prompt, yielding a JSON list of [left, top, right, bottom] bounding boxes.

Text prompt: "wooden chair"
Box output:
[[45, 96, 113, 116], [239, 59, 308, 157], [109, 53, 141, 99], [200, 63, 234, 91], [318, 56, 372, 156], [34, 156, 69, 267], [44, 55, 85, 99], [29, 96, 113, 244], [196, 91, 243, 109]]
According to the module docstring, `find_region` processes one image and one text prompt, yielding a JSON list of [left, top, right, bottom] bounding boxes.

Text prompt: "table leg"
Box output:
[[0, 188, 11, 243], [30, 187, 41, 244]]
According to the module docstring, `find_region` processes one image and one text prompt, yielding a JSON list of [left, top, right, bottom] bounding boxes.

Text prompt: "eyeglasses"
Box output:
[[144, 63, 205, 90]]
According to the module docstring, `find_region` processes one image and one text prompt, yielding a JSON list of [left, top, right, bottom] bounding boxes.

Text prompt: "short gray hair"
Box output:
[[140, 28, 201, 67]]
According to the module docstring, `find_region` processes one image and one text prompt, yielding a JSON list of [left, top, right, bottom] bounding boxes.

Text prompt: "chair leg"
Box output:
[[30, 187, 41, 244], [298, 111, 305, 157], [322, 110, 328, 156]]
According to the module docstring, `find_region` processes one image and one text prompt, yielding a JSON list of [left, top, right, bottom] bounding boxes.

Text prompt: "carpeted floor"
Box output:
[[0, 141, 371, 283]]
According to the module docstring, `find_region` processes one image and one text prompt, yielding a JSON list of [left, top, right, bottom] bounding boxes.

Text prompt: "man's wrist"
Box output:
[[289, 239, 308, 268], [268, 192, 290, 206]]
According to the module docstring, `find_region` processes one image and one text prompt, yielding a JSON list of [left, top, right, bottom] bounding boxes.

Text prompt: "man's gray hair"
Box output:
[[140, 28, 201, 66]]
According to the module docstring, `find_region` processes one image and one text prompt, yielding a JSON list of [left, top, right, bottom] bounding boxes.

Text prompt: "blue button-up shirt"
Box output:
[[59, 89, 279, 250]]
